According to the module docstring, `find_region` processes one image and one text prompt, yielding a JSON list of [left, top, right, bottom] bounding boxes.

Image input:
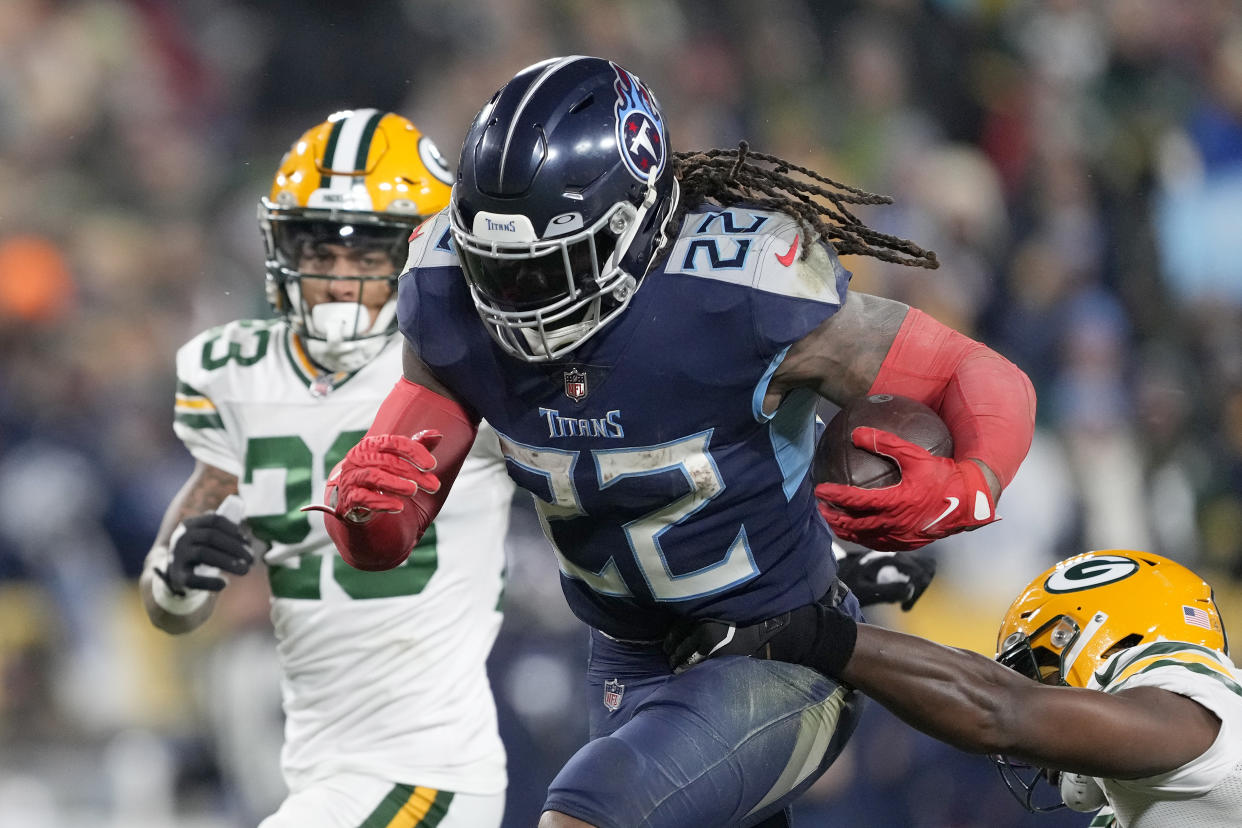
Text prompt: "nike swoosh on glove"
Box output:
[[816, 426, 997, 551]]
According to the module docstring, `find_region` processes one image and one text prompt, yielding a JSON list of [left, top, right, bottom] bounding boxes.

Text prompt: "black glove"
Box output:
[[836, 547, 935, 610], [155, 513, 253, 595], [663, 599, 858, 678]]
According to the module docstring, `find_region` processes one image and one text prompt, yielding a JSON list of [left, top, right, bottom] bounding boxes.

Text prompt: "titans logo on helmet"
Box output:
[[611, 63, 666, 182]]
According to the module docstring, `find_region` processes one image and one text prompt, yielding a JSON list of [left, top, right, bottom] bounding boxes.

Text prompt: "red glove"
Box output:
[[304, 430, 442, 570], [815, 426, 997, 551], [325, 431, 442, 517]]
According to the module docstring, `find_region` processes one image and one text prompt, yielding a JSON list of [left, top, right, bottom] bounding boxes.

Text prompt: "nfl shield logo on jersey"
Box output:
[[310, 373, 339, 398], [564, 368, 588, 402], [603, 678, 624, 712]]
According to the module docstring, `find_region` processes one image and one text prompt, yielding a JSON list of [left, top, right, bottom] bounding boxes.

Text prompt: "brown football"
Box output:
[[813, 394, 954, 488]]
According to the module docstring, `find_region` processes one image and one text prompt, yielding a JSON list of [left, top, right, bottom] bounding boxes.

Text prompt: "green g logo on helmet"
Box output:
[[1043, 555, 1140, 594]]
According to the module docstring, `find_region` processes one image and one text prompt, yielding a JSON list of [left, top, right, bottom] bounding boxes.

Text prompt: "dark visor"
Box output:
[[458, 227, 619, 312]]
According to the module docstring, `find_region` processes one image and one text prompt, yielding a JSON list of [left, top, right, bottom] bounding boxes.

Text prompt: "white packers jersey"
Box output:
[[173, 319, 515, 795], [1086, 640, 1242, 827]]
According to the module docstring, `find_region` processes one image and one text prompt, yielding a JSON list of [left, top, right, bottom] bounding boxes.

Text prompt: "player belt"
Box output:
[[596, 577, 850, 647]]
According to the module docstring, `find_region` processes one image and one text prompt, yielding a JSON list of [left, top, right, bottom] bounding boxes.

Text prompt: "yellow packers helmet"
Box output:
[[996, 550, 1227, 689], [258, 109, 453, 371], [991, 550, 1228, 813]]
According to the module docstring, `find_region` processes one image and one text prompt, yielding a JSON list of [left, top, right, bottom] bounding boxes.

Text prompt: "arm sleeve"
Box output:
[[324, 378, 479, 571], [868, 308, 1036, 489]]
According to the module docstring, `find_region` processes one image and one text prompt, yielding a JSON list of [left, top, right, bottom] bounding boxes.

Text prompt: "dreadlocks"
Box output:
[[672, 142, 939, 270]]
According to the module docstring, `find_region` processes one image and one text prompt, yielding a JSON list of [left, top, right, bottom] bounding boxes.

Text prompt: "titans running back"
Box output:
[[310, 57, 1037, 828]]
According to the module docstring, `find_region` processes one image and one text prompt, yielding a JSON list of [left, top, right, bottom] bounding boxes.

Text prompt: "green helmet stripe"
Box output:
[[320, 108, 383, 193], [318, 116, 346, 191], [351, 110, 384, 183]]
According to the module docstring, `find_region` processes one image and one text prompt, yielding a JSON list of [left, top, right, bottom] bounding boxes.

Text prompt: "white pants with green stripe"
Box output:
[[258, 773, 504, 828]]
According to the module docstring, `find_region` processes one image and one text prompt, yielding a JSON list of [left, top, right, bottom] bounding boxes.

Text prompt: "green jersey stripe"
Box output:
[[176, 380, 208, 398], [1094, 640, 1224, 687], [357, 783, 414, 828], [282, 331, 315, 390], [356, 784, 454, 828], [175, 411, 224, 430], [1087, 808, 1117, 827], [1110, 658, 1242, 699], [419, 789, 454, 827]]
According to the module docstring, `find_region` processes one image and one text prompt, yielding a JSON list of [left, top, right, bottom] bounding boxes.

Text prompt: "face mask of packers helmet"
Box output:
[[990, 549, 1228, 812], [259, 109, 453, 373]]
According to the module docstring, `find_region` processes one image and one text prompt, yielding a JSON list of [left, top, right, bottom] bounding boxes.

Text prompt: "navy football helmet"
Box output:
[[450, 56, 680, 361]]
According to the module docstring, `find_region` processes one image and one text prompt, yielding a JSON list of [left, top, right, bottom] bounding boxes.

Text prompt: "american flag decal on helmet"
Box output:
[[1183, 605, 1212, 630], [564, 368, 588, 402]]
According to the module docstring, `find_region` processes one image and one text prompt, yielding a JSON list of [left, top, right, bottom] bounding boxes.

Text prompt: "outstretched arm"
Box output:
[[666, 607, 1219, 779], [841, 623, 1220, 780], [308, 340, 479, 571]]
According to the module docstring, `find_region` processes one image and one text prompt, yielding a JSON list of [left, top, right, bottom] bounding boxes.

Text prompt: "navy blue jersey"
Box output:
[[399, 204, 852, 640]]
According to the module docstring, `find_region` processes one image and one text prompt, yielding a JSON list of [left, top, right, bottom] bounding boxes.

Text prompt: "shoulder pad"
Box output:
[[176, 318, 278, 387], [751, 223, 847, 304], [402, 210, 458, 273], [1100, 641, 1239, 693], [664, 207, 847, 305]]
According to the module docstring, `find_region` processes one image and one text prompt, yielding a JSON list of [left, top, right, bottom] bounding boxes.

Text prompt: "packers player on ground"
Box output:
[[140, 109, 515, 828]]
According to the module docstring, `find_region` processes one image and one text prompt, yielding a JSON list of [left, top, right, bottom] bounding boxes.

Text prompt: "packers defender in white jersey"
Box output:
[[669, 549, 1242, 827], [140, 109, 515, 828], [992, 551, 1242, 827]]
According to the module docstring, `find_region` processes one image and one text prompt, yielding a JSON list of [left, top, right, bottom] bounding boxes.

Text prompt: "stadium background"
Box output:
[[2, 0, 1242, 825]]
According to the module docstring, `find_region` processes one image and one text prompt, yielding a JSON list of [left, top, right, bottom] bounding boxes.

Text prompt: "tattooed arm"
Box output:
[[767, 292, 907, 405], [140, 462, 240, 634], [770, 290, 1034, 551]]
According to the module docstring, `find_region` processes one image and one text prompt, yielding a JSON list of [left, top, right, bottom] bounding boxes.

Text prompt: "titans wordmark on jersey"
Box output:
[[173, 318, 515, 795], [400, 205, 854, 641], [1087, 641, 1242, 827]]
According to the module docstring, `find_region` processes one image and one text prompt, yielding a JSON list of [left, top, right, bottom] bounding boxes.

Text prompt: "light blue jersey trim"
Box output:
[[752, 346, 818, 501], [770, 388, 818, 501], [753, 346, 790, 423]]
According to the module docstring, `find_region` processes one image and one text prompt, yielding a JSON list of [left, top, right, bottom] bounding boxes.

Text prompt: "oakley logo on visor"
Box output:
[[546, 212, 585, 237]]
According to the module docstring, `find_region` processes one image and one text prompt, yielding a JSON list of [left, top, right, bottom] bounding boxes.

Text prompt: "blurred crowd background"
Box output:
[[3, 0, 1242, 825]]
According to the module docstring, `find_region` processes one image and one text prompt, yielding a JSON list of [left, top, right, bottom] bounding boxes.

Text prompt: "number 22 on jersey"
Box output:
[[499, 429, 759, 601]]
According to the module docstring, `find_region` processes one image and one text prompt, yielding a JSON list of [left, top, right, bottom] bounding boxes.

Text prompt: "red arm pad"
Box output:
[[324, 378, 478, 571], [867, 308, 1035, 490]]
